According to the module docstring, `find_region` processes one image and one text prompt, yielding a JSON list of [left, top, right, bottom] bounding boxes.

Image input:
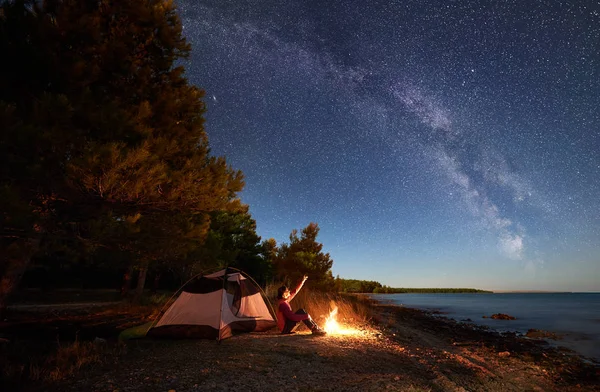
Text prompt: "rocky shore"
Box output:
[[47, 300, 599, 392]]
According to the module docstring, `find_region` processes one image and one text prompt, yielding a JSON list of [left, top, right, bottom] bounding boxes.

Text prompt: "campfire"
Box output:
[[323, 305, 363, 336]]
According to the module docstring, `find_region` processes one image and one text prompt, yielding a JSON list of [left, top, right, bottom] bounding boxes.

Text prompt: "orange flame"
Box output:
[[323, 305, 363, 336], [324, 306, 340, 333]]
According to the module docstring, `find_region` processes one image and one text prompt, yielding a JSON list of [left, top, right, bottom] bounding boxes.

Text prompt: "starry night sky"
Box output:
[[176, 0, 599, 291]]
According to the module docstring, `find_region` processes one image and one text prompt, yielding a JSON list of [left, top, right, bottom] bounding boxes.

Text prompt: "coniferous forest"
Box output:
[[0, 0, 340, 314]]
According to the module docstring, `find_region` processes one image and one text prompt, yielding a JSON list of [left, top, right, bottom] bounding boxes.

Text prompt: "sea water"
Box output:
[[370, 293, 600, 361]]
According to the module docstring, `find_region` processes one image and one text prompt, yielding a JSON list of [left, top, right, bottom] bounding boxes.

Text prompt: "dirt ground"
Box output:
[[2, 301, 599, 392]]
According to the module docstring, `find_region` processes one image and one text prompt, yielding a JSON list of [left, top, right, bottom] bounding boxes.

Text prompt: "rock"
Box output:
[[452, 341, 479, 346], [490, 313, 516, 320], [498, 351, 511, 357], [525, 329, 562, 340]]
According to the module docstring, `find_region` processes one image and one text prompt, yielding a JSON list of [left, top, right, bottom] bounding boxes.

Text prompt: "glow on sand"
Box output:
[[323, 306, 363, 336]]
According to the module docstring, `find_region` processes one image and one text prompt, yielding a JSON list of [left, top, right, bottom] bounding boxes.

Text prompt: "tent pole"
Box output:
[[217, 266, 229, 342]]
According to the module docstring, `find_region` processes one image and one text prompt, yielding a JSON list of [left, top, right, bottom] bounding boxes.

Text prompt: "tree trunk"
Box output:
[[134, 265, 148, 301], [151, 272, 161, 294], [0, 239, 40, 317], [120, 264, 134, 298]]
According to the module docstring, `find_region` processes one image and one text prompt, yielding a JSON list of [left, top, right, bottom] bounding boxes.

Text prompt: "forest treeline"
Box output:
[[373, 287, 492, 294], [336, 279, 491, 294], [0, 0, 333, 315]]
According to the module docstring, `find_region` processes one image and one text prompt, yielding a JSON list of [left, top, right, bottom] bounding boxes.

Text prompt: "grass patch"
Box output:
[[41, 340, 102, 382], [0, 292, 171, 391], [1, 338, 124, 390]]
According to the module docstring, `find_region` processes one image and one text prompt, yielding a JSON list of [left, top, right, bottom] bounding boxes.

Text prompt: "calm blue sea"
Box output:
[[370, 293, 600, 361]]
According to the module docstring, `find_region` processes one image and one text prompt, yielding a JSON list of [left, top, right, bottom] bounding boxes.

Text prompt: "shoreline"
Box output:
[[2, 297, 599, 391], [368, 292, 600, 362], [50, 299, 600, 391], [373, 299, 599, 358], [369, 300, 600, 390]]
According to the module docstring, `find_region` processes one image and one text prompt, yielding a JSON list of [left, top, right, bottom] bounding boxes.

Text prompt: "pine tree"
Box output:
[[274, 223, 334, 291], [186, 207, 272, 284]]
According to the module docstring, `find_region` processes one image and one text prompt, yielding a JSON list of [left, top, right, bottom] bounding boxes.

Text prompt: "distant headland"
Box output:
[[337, 279, 492, 294]]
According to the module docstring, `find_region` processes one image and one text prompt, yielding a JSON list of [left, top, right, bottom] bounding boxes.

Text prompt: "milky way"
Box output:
[[176, 0, 599, 291]]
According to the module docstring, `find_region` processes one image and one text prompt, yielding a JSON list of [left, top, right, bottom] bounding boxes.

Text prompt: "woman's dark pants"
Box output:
[[282, 308, 318, 334]]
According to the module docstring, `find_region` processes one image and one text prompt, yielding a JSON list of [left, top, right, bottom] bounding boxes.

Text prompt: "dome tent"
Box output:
[[146, 268, 276, 341]]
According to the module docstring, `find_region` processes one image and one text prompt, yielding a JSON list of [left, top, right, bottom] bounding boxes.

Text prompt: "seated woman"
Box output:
[[276, 275, 326, 335]]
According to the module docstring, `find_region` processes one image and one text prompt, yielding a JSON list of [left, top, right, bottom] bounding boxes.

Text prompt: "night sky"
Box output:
[[176, 0, 599, 291]]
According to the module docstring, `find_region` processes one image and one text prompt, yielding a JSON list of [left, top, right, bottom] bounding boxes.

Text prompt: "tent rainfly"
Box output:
[[146, 268, 276, 341]]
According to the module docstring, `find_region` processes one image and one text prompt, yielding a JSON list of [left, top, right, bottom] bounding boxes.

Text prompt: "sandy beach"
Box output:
[[34, 300, 598, 392]]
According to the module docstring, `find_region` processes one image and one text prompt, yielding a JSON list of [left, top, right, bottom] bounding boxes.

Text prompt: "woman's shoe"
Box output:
[[311, 327, 327, 336]]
